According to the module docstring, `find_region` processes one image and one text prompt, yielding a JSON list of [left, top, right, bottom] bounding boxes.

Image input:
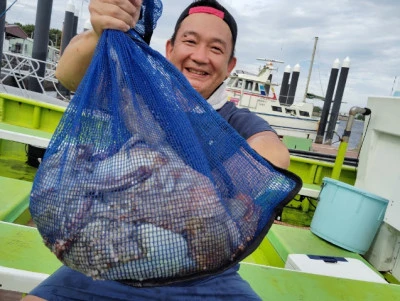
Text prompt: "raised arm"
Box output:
[[55, 0, 143, 91]]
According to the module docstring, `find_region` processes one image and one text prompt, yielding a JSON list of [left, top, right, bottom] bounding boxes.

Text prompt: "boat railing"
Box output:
[[0, 51, 69, 101]]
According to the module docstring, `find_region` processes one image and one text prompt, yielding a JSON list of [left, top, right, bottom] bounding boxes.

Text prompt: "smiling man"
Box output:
[[166, 6, 237, 99], [23, 1, 289, 300]]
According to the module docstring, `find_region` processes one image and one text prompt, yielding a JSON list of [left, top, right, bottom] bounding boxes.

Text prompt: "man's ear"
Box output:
[[227, 57, 237, 78], [165, 39, 173, 60]]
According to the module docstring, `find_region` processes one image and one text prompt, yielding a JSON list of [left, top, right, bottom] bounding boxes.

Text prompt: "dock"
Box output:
[[311, 143, 359, 159]]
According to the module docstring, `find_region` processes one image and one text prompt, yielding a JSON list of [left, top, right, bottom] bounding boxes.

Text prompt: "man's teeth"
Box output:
[[188, 69, 207, 75]]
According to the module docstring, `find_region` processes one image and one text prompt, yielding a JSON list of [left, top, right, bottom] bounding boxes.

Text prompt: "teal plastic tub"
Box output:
[[310, 177, 389, 254]]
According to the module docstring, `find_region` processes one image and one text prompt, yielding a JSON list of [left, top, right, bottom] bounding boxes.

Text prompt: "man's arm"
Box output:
[[247, 131, 290, 169], [55, 0, 142, 91], [55, 31, 99, 91]]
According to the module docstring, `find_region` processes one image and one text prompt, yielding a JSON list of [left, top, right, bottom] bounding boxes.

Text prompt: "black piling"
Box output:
[[325, 57, 351, 145], [315, 59, 340, 144], [279, 65, 291, 105], [0, 0, 7, 74], [73, 9, 79, 37], [286, 64, 300, 106], [28, 0, 53, 93], [58, 2, 75, 97], [61, 2, 75, 55]]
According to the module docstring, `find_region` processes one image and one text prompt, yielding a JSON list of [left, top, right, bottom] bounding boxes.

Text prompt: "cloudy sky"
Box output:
[[4, 0, 400, 113]]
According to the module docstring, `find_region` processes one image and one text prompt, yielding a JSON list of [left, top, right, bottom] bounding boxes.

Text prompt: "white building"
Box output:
[[6, 37, 60, 63], [3, 24, 60, 63]]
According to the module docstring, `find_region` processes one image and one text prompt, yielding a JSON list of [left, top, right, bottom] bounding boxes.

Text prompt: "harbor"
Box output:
[[1, 0, 400, 300], [1, 68, 399, 300]]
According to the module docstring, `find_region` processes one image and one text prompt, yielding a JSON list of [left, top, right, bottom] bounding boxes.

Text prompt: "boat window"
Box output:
[[285, 109, 297, 116], [245, 81, 253, 91], [299, 110, 310, 117], [13, 43, 22, 54], [254, 83, 260, 92], [260, 84, 266, 96], [227, 77, 236, 87], [272, 106, 282, 112], [234, 79, 243, 88]]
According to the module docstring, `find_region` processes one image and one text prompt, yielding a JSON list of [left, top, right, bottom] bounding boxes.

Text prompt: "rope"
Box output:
[[356, 112, 372, 163], [0, 0, 19, 19]]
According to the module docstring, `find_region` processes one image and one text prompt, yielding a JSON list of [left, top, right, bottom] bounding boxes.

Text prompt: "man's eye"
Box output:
[[212, 46, 223, 53], [184, 40, 196, 44]]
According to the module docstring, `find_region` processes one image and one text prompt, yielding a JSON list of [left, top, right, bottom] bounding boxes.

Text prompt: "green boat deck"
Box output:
[[0, 138, 38, 181], [3, 92, 397, 298], [0, 177, 32, 224], [244, 223, 379, 271], [0, 122, 52, 148], [1, 221, 399, 299], [239, 263, 400, 301]]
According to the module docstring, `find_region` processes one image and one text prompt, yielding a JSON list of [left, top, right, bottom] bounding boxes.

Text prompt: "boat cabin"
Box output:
[[226, 75, 314, 120]]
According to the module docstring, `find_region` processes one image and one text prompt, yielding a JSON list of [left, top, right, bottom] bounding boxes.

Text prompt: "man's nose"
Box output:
[[190, 45, 209, 63]]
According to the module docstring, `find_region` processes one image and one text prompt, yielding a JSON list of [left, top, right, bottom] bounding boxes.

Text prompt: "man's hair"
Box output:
[[170, 0, 237, 59]]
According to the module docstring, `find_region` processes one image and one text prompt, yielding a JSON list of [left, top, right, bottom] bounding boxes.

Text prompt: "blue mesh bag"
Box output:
[[30, 0, 301, 287]]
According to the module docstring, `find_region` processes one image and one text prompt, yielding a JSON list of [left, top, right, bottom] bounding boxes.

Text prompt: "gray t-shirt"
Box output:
[[217, 101, 276, 140]]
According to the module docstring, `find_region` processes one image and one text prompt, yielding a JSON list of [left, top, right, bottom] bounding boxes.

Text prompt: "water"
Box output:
[[331, 119, 365, 150]]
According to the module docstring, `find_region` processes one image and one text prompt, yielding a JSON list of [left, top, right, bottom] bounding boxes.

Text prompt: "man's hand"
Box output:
[[89, 0, 143, 37]]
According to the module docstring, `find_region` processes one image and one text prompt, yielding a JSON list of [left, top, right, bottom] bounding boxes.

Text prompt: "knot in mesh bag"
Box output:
[[30, 15, 301, 287], [134, 0, 163, 44]]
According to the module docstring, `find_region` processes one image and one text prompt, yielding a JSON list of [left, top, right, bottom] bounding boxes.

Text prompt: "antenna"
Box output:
[[303, 37, 319, 102], [256, 58, 284, 64]]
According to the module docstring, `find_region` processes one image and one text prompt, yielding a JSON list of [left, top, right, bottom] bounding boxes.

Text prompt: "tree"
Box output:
[[313, 106, 322, 113], [12, 24, 62, 49], [49, 28, 62, 48], [18, 24, 35, 38]]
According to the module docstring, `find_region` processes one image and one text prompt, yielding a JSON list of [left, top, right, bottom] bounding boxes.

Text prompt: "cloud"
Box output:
[[224, 0, 400, 111], [5, 0, 90, 31]]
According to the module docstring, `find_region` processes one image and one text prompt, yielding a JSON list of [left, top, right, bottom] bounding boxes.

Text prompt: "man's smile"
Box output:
[[186, 68, 209, 76]]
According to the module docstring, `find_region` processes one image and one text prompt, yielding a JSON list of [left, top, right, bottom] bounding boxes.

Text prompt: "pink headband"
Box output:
[[189, 6, 225, 19]]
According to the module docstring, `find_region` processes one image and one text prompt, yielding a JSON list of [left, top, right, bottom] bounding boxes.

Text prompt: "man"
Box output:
[[55, 0, 289, 169], [23, 1, 289, 300]]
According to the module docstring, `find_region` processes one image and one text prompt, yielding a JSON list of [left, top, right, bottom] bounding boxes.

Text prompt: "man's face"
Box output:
[[166, 13, 237, 99]]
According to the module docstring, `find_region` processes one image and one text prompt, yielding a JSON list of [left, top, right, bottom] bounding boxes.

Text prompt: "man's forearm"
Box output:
[[55, 30, 100, 91], [247, 131, 290, 169]]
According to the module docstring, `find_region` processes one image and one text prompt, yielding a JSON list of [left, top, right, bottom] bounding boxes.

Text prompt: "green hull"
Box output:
[[0, 91, 397, 297], [0, 92, 357, 227], [0, 93, 65, 133], [0, 91, 357, 182]]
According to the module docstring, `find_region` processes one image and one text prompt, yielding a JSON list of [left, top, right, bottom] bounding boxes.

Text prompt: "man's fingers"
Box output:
[[90, 15, 130, 32], [89, 0, 142, 34]]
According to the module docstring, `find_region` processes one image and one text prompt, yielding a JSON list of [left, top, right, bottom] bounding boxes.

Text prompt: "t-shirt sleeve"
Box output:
[[217, 102, 277, 140]]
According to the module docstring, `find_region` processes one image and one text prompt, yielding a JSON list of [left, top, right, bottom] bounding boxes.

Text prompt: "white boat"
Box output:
[[226, 60, 319, 140]]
